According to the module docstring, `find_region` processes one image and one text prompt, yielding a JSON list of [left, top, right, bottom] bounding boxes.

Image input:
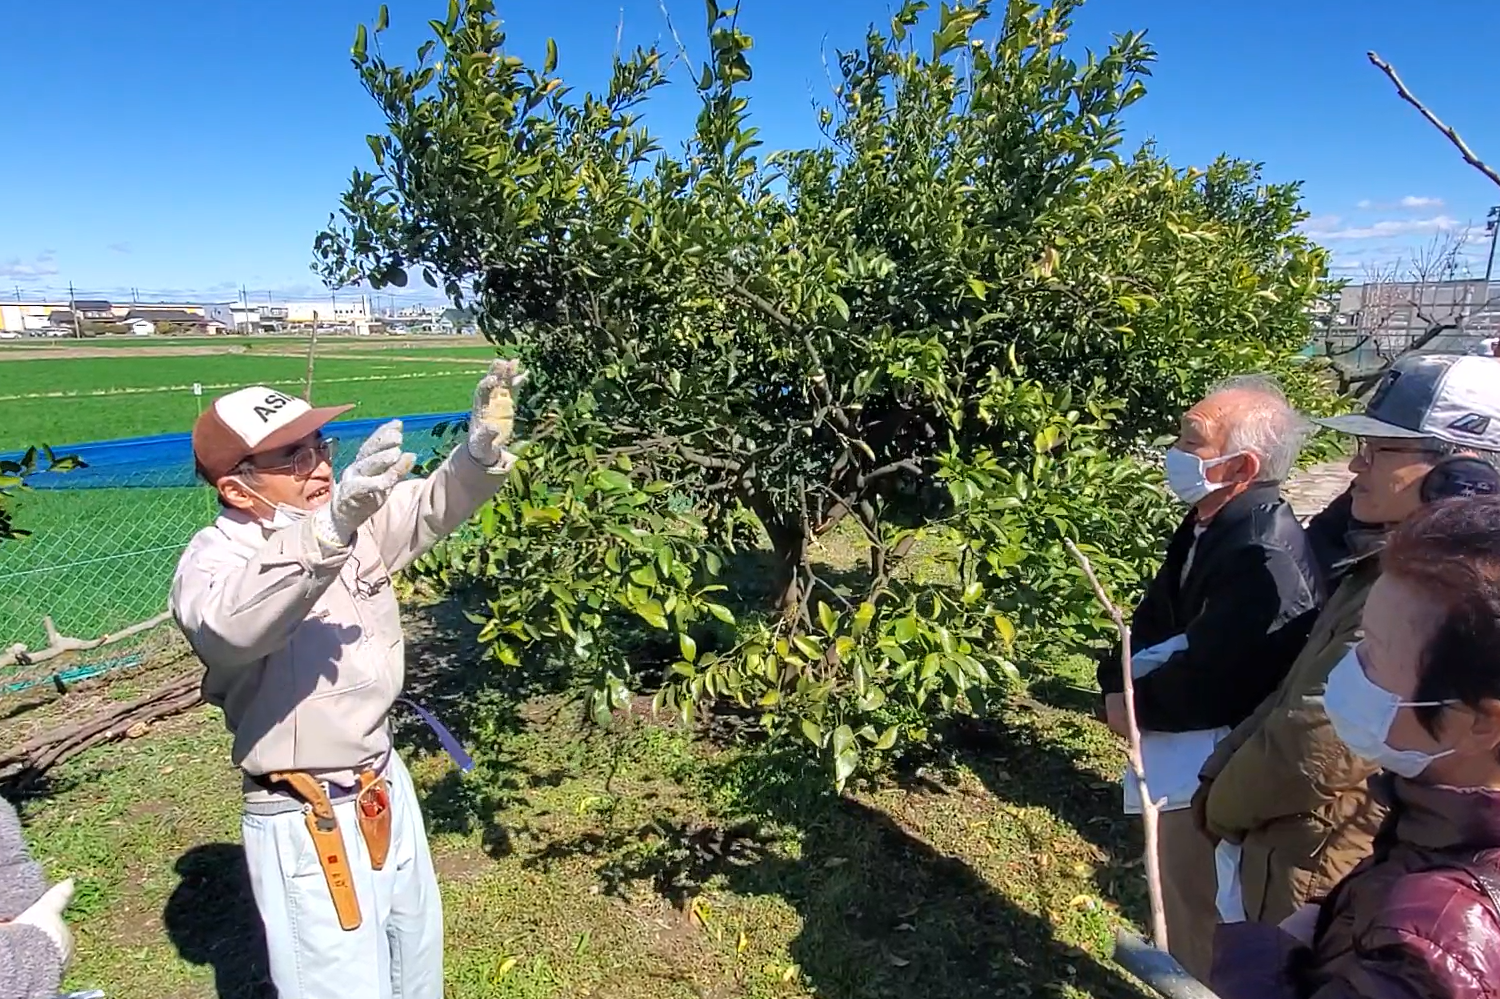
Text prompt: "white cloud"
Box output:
[[0, 251, 59, 281], [1303, 214, 1460, 241], [1353, 196, 1445, 211], [106, 242, 132, 255]]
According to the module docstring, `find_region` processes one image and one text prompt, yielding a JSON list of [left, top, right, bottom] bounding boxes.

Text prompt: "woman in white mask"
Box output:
[[1211, 496, 1500, 999]]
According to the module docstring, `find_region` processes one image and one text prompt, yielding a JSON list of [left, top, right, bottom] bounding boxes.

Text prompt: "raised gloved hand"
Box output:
[[13, 877, 74, 970], [467, 359, 527, 467], [312, 420, 415, 548]]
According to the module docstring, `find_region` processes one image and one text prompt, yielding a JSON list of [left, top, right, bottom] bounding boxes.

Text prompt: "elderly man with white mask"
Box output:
[[170, 359, 524, 999], [1095, 374, 1326, 979]]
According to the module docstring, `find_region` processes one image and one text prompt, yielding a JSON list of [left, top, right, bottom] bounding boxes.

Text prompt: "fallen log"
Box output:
[[0, 671, 203, 784]]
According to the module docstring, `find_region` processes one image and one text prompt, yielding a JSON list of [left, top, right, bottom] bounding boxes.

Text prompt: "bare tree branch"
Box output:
[[1367, 52, 1500, 188], [1063, 539, 1169, 952], [2, 612, 173, 670]]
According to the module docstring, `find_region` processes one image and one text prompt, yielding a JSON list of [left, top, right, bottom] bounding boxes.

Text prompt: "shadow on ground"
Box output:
[[529, 743, 1143, 999], [162, 842, 275, 999]]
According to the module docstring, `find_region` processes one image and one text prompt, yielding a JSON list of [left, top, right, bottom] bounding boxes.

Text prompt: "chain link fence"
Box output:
[[0, 413, 466, 687]]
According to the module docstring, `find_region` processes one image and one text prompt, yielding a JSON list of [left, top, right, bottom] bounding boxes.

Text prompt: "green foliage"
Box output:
[[326, 0, 1339, 785], [0, 446, 86, 542]]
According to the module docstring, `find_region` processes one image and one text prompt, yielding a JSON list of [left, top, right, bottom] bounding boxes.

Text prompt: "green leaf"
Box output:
[[874, 725, 899, 751], [705, 602, 735, 624], [966, 276, 987, 301], [635, 598, 669, 630], [792, 634, 822, 660], [993, 614, 1017, 646], [543, 37, 559, 75], [800, 717, 824, 747], [816, 601, 839, 635], [832, 725, 859, 787], [852, 601, 875, 638], [375, 4, 389, 32], [828, 293, 850, 322], [679, 633, 698, 662], [352, 24, 369, 60]]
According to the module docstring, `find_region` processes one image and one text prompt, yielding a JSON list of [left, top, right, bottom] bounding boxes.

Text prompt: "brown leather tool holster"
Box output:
[[356, 770, 392, 871], [268, 771, 362, 931]]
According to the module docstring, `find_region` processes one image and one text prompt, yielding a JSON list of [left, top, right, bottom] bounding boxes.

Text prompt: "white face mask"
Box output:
[[232, 478, 310, 530], [1163, 447, 1244, 505], [1323, 647, 1456, 778]]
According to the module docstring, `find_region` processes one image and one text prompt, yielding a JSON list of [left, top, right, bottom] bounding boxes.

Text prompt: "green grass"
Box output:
[[8, 603, 1147, 999], [0, 486, 213, 651], [0, 335, 493, 353], [0, 354, 484, 449]]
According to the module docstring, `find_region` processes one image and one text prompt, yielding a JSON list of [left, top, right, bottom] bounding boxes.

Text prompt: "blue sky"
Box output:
[[2, 0, 1497, 306]]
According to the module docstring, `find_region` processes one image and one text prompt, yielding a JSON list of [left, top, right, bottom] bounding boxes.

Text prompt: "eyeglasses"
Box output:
[[249, 437, 338, 478], [1354, 438, 1444, 462]]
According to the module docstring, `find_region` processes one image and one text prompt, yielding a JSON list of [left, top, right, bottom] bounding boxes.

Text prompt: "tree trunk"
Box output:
[[761, 515, 808, 618]]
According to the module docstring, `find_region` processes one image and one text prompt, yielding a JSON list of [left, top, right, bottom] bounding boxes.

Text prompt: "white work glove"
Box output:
[[467, 359, 527, 467], [13, 877, 74, 970], [312, 420, 415, 549]]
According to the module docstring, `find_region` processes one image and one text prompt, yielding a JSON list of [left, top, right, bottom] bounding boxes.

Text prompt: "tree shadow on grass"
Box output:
[[162, 842, 275, 999], [528, 745, 1143, 999], [390, 596, 576, 858], [945, 707, 1149, 930]]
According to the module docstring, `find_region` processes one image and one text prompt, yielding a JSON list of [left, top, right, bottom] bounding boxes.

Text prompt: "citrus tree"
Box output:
[[319, 0, 1337, 782]]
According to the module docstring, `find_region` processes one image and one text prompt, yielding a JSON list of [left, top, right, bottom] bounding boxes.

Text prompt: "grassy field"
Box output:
[[5, 603, 1146, 999], [0, 352, 491, 449]]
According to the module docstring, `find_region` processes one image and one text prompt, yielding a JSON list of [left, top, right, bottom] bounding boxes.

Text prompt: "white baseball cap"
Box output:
[[192, 386, 352, 482], [1313, 354, 1500, 450]]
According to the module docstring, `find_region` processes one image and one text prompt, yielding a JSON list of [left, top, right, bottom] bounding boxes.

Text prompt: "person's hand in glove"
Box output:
[[311, 420, 415, 549], [12, 877, 75, 971], [467, 359, 527, 468]]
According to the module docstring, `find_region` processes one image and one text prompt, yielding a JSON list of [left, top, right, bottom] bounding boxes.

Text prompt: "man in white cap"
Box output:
[[170, 360, 523, 999]]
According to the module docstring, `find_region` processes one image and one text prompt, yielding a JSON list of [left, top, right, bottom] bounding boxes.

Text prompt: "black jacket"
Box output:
[[1096, 482, 1327, 733]]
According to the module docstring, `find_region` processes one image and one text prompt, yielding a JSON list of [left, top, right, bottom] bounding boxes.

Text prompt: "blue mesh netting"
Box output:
[[0, 412, 466, 667]]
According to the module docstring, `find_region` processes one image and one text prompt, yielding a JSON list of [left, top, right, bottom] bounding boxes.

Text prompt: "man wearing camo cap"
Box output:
[[170, 359, 524, 998]]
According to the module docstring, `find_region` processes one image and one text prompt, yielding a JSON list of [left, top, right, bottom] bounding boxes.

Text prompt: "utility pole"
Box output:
[[67, 282, 83, 339], [1484, 206, 1499, 288], [304, 304, 321, 400]]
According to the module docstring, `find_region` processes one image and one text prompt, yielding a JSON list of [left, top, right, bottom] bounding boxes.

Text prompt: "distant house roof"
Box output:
[[126, 308, 206, 324], [73, 300, 112, 312], [48, 310, 74, 325]]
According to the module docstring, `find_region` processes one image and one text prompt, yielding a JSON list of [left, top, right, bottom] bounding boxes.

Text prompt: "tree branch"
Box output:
[[1063, 539, 1168, 952], [2, 612, 173, 670], [1367, 52, 1500, 188]]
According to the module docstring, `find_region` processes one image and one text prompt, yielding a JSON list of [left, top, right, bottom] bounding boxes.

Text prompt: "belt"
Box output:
[[242, 697, 473, 805], [247, 749, 391, 802]]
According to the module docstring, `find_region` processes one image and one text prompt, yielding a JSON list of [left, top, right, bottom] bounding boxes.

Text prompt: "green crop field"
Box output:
[[0, 351, 492, 449]]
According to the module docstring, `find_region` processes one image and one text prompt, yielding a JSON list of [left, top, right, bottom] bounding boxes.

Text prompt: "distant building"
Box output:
[[1332, 278, 1500, 356], [283, 296, 371, 326], [124, 308, 226, 334]]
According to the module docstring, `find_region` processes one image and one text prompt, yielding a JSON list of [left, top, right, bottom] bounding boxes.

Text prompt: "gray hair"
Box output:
[[1207, 374, 1311, 483]]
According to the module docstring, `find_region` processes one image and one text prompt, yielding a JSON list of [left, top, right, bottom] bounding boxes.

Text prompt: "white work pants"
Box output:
[[241, 754, 443, 999]]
